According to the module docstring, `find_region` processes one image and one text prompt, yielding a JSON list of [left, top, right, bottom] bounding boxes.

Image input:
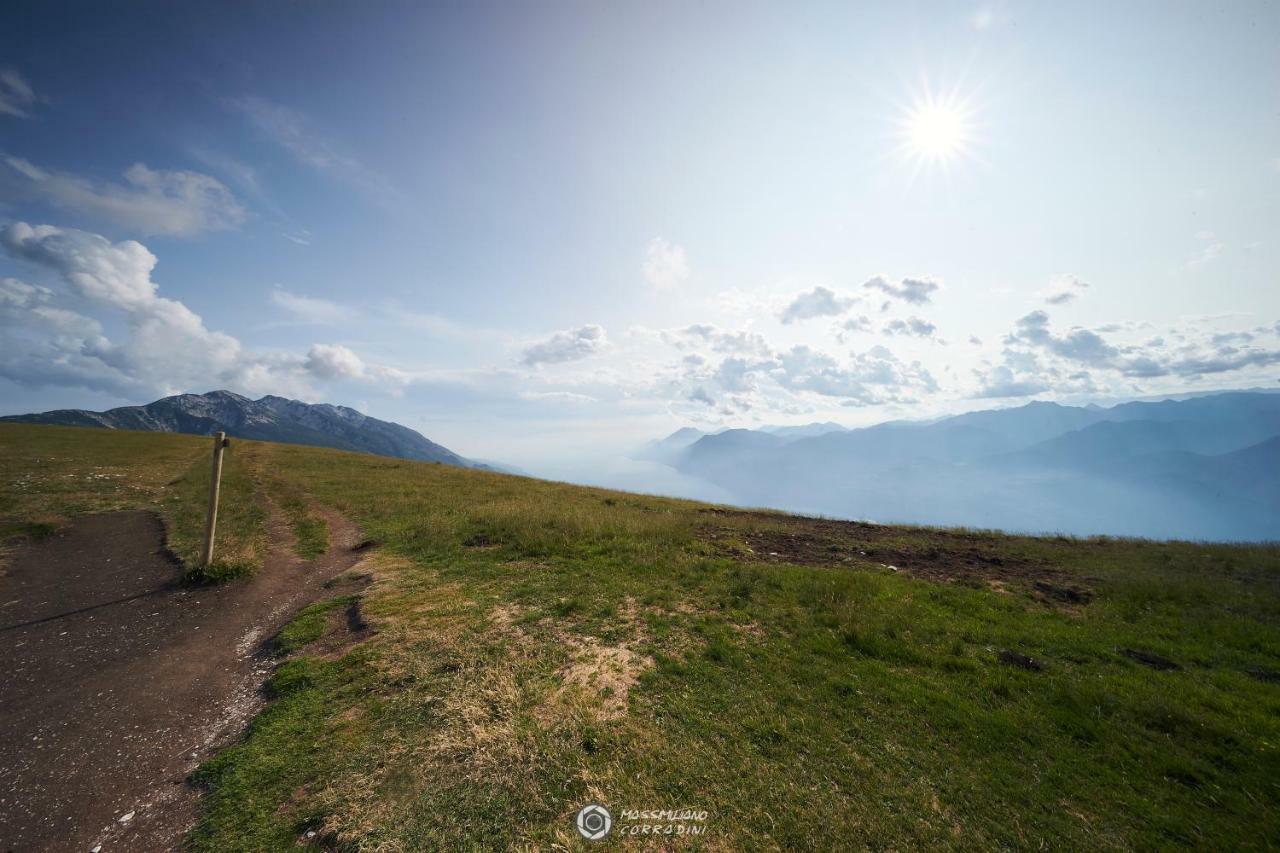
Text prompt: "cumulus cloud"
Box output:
[[883, 317, 937, 338], [642, 237, 689, 290], [774, 344, 937, 405], [0, 68, 42, 118], [304, 343, 365, 379], [972, 365, 1050, 398], [994, 308, 1280, 391], [0, 222, 398, 400], [863, 275, 940, 305], [651, 318, 943, 417], [778, 286, 858, 324], [661, 324, 772, 357], [688, 386, 715, 406], [521, 324, 607, 366], [1010, 310, 1118, 367], [834, 315, 873, 343], [0, 276, 105, 344], [2, 156, 246, 237], [1042, 274, 1090, 305]]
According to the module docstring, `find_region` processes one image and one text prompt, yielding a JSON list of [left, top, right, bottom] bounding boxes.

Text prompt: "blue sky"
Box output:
[[2, 0, 1278, 471]]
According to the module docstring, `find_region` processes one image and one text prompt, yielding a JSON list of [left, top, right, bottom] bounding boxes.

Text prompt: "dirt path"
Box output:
[[0, 503, 366, 852]]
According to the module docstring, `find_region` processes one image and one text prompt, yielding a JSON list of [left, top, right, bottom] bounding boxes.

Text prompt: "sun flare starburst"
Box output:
[[894, 85, 980, 176]]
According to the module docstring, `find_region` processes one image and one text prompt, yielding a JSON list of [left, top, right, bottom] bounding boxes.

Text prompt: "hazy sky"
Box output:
[[2, 0, 1278, 469]]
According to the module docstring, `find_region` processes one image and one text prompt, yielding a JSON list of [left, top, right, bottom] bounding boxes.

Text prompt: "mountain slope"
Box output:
[[656, 391, 1280, 540], [633, 426, 711, 464], [0, 390, 482, 467]]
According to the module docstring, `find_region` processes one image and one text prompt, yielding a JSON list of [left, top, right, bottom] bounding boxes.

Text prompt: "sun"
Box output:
[[908, 101, 967, 159], [894, 85, 979, 174]]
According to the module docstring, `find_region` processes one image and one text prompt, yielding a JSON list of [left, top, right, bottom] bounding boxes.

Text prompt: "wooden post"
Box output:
[[201, 431, 228, 568]]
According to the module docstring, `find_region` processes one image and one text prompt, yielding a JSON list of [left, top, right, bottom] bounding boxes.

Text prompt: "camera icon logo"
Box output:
[[575, 804, 613, 841]]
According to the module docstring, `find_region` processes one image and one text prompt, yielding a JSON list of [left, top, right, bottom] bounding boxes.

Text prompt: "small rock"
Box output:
[[91, 846, 102, 853], [998, 650, 1043, 671], [118, 811, 134, 824]]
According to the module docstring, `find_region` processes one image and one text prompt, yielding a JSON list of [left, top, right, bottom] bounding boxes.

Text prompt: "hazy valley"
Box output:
[[639, 391, 1280, 541]]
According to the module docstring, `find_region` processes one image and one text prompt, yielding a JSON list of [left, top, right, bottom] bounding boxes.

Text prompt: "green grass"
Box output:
[[267, 477, 329, 560], [4, 424, 1280, 849], [275, 596, 358, 654], [0, 423, 269, 580], [167, 443, 270, 582]]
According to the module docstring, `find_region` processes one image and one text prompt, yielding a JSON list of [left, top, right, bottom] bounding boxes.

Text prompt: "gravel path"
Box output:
[[0, 503, 365, 852]]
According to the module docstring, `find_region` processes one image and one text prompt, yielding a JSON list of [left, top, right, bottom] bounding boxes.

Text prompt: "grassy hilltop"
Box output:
[[2, 422, 1279, 849]]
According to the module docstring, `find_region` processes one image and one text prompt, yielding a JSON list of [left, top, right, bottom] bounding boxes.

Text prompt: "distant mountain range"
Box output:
[[646, 391, 1280, 541], [1, 390, 488, 469]]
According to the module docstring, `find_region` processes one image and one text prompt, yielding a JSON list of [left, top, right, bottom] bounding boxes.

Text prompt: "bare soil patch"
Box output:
[[998, 650, 1044, 671], [699, 509, 1094, 605], [308, 596, 375, 660]]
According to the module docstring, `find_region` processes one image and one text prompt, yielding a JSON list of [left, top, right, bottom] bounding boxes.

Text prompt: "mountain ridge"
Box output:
[[647, 392, 1280, 541], [0, 390, 487, 468]]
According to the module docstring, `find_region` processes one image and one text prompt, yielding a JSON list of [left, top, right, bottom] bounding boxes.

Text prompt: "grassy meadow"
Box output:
[[2, 423, 1279, 849]]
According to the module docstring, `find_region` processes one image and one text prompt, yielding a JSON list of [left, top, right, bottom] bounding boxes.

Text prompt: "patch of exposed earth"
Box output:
[[0, 502, 369, 852], [699, 508, 1095, 606]]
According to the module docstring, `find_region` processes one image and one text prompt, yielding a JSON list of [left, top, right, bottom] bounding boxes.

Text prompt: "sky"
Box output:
[[2, 0, 1278, 474]]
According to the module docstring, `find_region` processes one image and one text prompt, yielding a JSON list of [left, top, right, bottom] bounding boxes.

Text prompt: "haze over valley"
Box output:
[[633, 391, 1280, 541]]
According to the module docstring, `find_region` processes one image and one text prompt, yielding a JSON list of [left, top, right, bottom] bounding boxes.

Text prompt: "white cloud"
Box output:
[[642, 237, 690, 290], [521, 324, 608, 366], [997, 308, 1280, 388], [688, 386, 716, 406], [661, 323, 772, 357], [0, 68, 41, 118], [863, 275, 941, 305], [972, 365, 1051, 398], [774, 344, 937, 405], [0, 276, 104, 342], [835, 315, 873, 343], [519, 390, 597, 403], [883, 316, 937, 338], [778, 286, 858, 324], [2, 156, 246, 237], [304, 343, 365, 379], [271, 288, 346, 324], [1041, 274, 1090, 305], [0, 222, 401, 400]]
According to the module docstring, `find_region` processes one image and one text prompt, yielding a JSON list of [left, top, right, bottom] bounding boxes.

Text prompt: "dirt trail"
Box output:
[[0, 502, 366, 852]]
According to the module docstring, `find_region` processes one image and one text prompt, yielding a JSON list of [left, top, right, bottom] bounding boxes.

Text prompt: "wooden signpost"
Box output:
[[201, 431, 230, 568]]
